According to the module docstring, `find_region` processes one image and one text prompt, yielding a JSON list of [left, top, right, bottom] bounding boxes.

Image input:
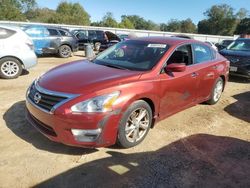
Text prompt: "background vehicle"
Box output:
[[205, 41, 218, 51], [0, 25, 37, 79], [72, 29, 121, 51], [216, 39, 234, 51], [118, 34, 129, 41], [24, 25, 78, 58], [220, 38, 250, 79], [26, 37, 229, 148]]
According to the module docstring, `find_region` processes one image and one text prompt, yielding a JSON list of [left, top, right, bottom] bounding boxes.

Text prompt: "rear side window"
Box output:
[[59, 30, 72, 37], [48, 29, 59, 36], [96, 31, 104, 40], [193, 44, 213, 64], [0, 28, 16, 39], [88, 30, 97, 39]]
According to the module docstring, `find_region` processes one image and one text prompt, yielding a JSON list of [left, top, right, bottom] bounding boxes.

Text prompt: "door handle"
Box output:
[[213, 65, 218, 69], [191, 72, 198, 78]]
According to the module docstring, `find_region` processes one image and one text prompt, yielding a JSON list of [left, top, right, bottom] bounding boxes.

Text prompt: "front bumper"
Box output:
[[25, 99, 121, 148]]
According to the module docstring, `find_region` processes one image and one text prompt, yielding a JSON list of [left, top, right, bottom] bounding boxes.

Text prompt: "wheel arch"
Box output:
[[0, 56, 24, 68], [219, 75, 226, 91]]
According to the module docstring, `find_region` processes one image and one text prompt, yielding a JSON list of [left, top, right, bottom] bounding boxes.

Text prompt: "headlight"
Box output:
[[71, 91, 120, 113]]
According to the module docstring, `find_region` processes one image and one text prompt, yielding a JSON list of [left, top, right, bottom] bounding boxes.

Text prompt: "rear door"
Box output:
[[192, 43, 218, 101], [159, 44, 200, 118], [47, 28, 61, 53]]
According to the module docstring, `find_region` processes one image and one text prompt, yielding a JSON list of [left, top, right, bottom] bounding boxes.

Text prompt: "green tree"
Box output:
[[197, 4, 248, 35], [101, 12, 118, 28], [121, 15, 149, 30], [160, 23, 168, 31], [180, 18, 196, 33], [166, 19, 181, 32], [119, 17, 135, 29], [25, 8, 58, 23], [55, 1, 90, 25], [235, 18, 250, 34], [0, 0, 36, 21]]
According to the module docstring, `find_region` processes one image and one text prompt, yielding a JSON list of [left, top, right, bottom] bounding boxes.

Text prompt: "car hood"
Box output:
[[37, 60, 143, 94], [220, 49, 250, 58]]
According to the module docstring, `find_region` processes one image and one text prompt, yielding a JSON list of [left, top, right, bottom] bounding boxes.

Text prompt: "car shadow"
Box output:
[[34, 134, 250, 188], [224, 91, 250, 123], [3, 101, 97, 155]]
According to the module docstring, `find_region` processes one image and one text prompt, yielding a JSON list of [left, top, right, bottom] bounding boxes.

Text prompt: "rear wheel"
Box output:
[[207, 77, 224, 105], [58, 45, 72, 58], [117, 100, 152, 148], [0, 57, 22, 79]]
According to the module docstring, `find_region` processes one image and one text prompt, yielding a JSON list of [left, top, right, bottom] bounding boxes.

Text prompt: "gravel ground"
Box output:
[[0, 53, 249, 188]]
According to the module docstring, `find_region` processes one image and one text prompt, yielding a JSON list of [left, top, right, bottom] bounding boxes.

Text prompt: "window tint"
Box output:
[[75, 30, 88, 39], [88, 30, 96, 39], [59, 30, 71, 37], [193, 44, 213, 64], [48, 29, 59, 36], [0, 28, 16, 39], [167, 44, 193, 65], [96, 31, 104, 39]]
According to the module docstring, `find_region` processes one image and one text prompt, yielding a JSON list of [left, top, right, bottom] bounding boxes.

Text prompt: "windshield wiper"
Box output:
[[103, 63, 129, 70]]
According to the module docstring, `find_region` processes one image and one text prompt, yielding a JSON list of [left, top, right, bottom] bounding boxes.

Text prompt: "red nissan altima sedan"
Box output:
[[26, 37, 229, 148]]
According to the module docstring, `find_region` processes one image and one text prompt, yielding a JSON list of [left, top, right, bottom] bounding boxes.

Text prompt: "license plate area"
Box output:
[[230, 66, 238, 72]]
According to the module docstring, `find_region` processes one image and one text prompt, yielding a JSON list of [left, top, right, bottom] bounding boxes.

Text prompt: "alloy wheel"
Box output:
[[1, 61, 19, 77], [125, 107, 150, 143]]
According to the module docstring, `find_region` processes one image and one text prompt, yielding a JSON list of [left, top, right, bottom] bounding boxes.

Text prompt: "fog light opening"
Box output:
[[71, 128, 102, 142]]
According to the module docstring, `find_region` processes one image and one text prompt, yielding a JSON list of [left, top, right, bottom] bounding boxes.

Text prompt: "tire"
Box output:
[[94, 42, 101, 51], [206, 77, 224, 105], [117, 100, 152, 148], [58, 45, 72, 58], [0, 57, 22, 79]]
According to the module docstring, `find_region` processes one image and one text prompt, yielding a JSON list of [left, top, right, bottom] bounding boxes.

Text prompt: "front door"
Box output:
[[159, 44, 200, 119]]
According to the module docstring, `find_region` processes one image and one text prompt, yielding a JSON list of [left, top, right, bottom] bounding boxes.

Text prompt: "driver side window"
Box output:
[[167, 44, 193, 65]]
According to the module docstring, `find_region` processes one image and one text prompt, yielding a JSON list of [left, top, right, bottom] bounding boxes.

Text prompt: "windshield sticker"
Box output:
[[147, 44, 166, 48]]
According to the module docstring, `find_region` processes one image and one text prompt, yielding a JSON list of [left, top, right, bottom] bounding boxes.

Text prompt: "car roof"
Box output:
[[0, 25, 21, 32], [236, 38, 250, 41], [131, 36, 197, 46]]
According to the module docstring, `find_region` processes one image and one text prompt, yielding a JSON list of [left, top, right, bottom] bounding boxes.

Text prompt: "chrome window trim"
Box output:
[[27, 80, 80, 114]]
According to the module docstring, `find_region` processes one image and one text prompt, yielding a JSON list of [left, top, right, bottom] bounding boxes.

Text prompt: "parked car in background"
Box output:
[[118, 34, 129, 41], [72, 29, 120, 51], [205, 41, 218, 51], [23, 25, 78, 58], [26, 37, 229, 148], [216, 39, 234, 51], [0, 25, 37, 79], [220, 38, 250, 79]]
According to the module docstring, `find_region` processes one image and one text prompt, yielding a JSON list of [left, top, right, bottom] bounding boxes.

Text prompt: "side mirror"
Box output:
[[165, 63, 186, 72]]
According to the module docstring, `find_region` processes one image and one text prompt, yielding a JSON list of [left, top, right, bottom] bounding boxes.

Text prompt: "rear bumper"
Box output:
[[20, 51, 37, 69], [25, 99, 121, 148]]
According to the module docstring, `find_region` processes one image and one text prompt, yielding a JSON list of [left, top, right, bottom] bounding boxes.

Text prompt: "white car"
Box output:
[[0, 25, 37, 79], [205, 41, 218, 51]]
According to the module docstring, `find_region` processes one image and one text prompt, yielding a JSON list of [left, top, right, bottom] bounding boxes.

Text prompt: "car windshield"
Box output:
[[227, 40, 250, 51], [92, 40, 169, 71]]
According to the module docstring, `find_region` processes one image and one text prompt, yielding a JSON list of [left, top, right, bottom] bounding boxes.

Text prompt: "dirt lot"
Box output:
[[0, 53, 249, 188]]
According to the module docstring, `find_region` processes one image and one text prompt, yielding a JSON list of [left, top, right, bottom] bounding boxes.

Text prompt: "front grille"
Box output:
[[27, 111, 57, 137], [28, 83, 68, 113]]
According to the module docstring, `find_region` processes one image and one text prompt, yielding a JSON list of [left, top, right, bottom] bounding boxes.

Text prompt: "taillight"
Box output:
[[25, 38, 34, 51]]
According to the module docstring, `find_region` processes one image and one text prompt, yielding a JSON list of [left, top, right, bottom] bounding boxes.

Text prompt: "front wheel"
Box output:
[[207, 77, 224, 105], [58, 45, 72, 58], [117, 100, 152, 148], [0, 57, 22, 79]]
